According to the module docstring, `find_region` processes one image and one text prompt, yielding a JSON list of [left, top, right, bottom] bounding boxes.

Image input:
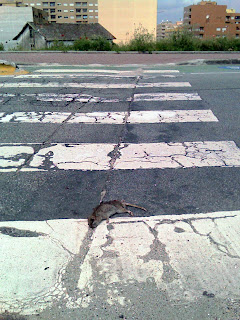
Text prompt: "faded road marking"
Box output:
[[1, 141, 240, 172], [0, 110, 218, 124], [0, 93, 199, 103], [0, 82, 190, 89], [114, 141, 240, 170], [35, 69, 180, 74], [134, 93, 202, 101]]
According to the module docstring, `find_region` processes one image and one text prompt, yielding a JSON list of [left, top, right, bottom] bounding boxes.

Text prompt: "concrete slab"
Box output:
[[0, 211, 239, 318]]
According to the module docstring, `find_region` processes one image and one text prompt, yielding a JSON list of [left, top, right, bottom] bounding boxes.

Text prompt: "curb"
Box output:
[[176, 58, 240, 66], [0, 60, 28, 75]]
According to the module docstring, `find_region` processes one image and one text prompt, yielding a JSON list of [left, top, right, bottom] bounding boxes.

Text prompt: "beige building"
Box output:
[[98, 0, 157, 43]]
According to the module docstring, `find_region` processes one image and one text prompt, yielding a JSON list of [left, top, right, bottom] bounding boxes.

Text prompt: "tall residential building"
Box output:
[[183, 0, 240, 39], [98, 0, 157, 43]]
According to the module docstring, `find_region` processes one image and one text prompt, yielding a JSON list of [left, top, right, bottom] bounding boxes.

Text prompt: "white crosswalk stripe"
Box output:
[[0, 110, 218, 124], [1, 141, 240, 172], [0, 82, 191, 89], [35, 69, 180, 74]]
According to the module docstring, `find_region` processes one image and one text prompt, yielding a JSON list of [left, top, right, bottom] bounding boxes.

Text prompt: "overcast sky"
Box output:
[[157, 0, 240, 23]]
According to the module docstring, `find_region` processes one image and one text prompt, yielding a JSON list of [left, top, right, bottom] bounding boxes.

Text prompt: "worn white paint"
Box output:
[[134, 93, 202, 101], [114, 141, 240, 170], [35, 69, 130, 74], [0, 93, 126, 103], [144, 70, 179, 73], [0, 145, 34, 169], [35, 69, 179, 74], [0, 110, 218, 124], [1, 141, 240, 172], [0, 93, 131, 103], [0, 82, 190, 89], [15, 74, 137, 79], [0, 211, 240, 315], [127, 110, 218, 123]]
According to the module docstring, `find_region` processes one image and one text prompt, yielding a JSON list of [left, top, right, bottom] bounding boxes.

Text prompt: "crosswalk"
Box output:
[[1, 66, 240, 316], [0, 68, 239, 172]]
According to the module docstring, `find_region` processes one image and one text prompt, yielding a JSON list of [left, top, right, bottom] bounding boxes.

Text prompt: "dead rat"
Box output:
[[88, 200, 147, 228]]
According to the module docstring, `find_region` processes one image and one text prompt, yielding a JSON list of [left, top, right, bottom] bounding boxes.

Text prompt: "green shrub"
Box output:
[[91, 36, 112, 51], [127, 25, 156, 52], [72, 38, 92, 51], [48, 40, 70, 52], [73, 36, 112, 51], [0, 43, 4, 51]]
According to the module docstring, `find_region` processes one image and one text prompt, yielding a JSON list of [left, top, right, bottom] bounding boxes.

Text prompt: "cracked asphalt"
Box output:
[[1, 63, 240, 319]]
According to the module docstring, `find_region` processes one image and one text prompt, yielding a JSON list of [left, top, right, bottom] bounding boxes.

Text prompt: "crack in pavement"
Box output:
[[142, 221, 180, 283], [186, 220, 240, 260]]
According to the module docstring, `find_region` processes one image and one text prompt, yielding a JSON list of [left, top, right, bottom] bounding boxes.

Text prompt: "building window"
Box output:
[[50, 2, 55, 6], [50, 8, 55, 12], [83, 15, 87, 19], [58, 9, 61, 11], [51, 14, 56, 18], [235, 16, 240, 20], [216, 27, 221, 31], [58, 15, 62, 18], [76, 15, 81, 18], [83, 8, 87, 12], [43, 2, 48, 6], [236, 34, 239, 38], [222, 27, 227, 32], [76, 8, 81, 12], [64, 9, 68, 12], [200, 27, 204, 31], [64, 16, 68, 18]]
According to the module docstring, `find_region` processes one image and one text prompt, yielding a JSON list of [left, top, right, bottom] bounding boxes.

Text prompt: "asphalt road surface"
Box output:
[[1, 64, 240, 320]]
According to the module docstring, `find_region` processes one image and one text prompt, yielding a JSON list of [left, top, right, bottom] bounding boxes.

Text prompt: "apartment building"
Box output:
[[184, 0, 240, 39], [157, 21, 183, 40]]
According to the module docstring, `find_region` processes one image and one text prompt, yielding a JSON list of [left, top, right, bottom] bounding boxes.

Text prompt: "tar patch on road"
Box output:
[[0, 226, 45, 237]]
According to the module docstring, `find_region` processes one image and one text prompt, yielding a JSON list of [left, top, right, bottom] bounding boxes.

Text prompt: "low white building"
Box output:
[[0, 6, 47, 50]]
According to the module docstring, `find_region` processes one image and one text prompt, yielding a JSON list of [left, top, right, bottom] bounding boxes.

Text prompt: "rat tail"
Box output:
[[124, 202, 147, 211]]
